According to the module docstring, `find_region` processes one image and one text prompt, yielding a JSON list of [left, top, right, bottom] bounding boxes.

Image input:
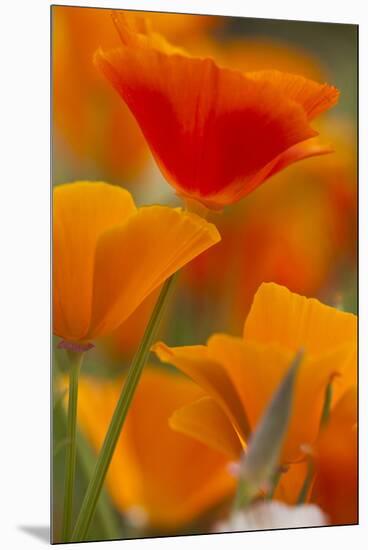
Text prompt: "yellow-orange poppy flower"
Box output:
[[53, 181, 220, 344], [75, 367, 236, 529], [96, 12, 339, 209], [312, 387, 357, 525], [153, 283, 357, 465]]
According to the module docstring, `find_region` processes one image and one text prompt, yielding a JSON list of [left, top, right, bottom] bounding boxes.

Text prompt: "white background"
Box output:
[[0, 0, 366, 548]]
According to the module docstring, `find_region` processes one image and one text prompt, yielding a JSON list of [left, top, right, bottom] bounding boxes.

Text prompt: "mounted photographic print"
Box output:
[[51, 4, 358, 544]]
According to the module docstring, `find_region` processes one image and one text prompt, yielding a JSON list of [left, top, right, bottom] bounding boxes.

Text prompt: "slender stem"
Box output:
[[296, 380, 334, 505], [319, 381, 333, 429], [296, 459, 314, 504], [267, 468, 283, 500], [76, 428, 121, 540], [53, 354, 120, 541], [61, 350, 84, 542], [71, 273, 178, 542]]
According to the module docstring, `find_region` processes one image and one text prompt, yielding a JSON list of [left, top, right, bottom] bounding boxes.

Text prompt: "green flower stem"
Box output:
[[53, 355, 120, 542], [267, 467, 283, 500], [76, 428, 122, 540], [71, 273, 178, 542], [296, 459, 314, 504], [61, 350, 85, 542], [320, 381, 333, 429], [296, 380, 334, 505]]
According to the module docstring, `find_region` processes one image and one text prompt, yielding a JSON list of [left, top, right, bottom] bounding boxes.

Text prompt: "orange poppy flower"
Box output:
[[75, 367, 235, 529], [153, 283, 357, 465], [312, 387, 357, 525], [96, 12, 339, 209], [53, 181, 220, 344]]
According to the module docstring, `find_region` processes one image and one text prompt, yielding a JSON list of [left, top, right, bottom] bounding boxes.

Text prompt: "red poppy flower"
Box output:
[[96, 12, 339, 209]]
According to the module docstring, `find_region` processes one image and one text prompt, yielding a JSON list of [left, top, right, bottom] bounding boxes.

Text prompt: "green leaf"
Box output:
[[234, 349, 304, 509], [296, 459, 314, 504]]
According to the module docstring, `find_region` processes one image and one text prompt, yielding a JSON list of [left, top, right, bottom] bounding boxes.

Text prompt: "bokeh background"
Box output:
[[52, 6, 357, 542]]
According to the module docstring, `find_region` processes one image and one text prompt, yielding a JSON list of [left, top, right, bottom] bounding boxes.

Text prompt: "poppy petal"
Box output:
[[88, 207, 220, 338], [152, 342, 249, 441], [222, 138, 333, 205], [96, 20, 322, 208], [76, 368, 235, 528], [111, 11, 187, 55], [243, 282, 357, 355], [247, 70, 339, 120], [312, 387, 357, 525], [170, 396, 243, 459], [208, 335, 342, 463], [53, 182, 136, 341], [274, 462, 310, 504], [263, 138, 334, 181]]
